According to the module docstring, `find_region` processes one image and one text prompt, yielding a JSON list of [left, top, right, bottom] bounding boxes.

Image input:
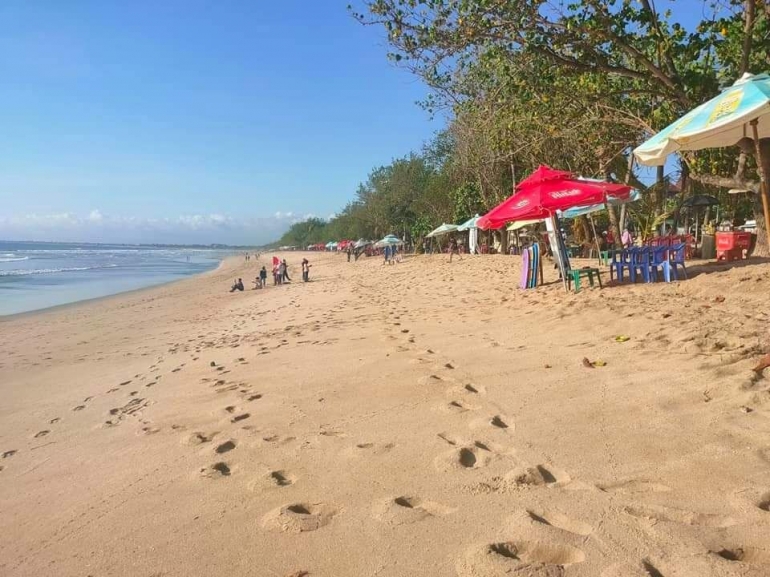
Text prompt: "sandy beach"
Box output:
[[1, 252, 770, 577]]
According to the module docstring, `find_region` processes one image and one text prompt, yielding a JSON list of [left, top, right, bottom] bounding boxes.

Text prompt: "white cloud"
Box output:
[[0, 210, 312, 245]]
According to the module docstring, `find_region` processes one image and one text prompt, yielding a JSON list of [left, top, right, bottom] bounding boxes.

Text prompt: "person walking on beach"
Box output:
[[347, 246, 352, 262], [260, 266, 267, 288], [281, 259, 291, 282], [301, 258, 311, 282], [449, 236, 461, 263]]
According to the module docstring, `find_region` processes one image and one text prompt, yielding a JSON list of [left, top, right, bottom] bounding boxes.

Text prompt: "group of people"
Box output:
[[601, 227, 634, 249], [230, 257, 312, 293], [382, 244, 401, 265]]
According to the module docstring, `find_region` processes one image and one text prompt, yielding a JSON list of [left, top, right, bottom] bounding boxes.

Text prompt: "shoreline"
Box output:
[[0, 255, 235, 322]]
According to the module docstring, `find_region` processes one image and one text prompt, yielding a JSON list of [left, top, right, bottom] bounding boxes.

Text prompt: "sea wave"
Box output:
[[0, 264, 118, 277], [0, 256, 29, 262]]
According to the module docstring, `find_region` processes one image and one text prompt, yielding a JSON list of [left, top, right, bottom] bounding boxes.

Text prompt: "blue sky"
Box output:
[[0, 0, 724, 245], [0, 1, 437, 244]]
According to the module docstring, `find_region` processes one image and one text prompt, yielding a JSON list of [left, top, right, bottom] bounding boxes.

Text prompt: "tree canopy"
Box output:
[[278, 1, 770, 251]]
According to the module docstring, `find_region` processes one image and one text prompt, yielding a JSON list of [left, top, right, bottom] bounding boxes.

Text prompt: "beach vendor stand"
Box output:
[[478, 165, 632, 291]]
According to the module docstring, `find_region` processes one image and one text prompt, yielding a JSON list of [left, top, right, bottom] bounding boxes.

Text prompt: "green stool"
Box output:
[[599, 251, 611, 266], [567, 267, 603, 293]]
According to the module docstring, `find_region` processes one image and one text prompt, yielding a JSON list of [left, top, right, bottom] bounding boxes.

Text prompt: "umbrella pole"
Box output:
[[589, 213, 601, 263], [750, 119, 770, 253]]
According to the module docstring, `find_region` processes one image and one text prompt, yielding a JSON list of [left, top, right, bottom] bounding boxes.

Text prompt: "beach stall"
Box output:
[[457, 215, 481, 254], [560, 188, 642, 261], [634, 72, 770, 252], [426, 223, 460, 253], [478, 165, 632, 290]]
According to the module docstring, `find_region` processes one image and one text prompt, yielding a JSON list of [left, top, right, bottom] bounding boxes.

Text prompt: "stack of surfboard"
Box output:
[[520, 243, 542, 289]]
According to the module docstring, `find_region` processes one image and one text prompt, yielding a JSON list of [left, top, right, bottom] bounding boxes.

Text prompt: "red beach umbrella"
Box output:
[[478, 165, 632, 230]]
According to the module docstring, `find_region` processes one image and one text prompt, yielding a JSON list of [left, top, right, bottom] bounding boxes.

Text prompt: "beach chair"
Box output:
[[610, 249, 633, 282], [649, 246, 674, 282], [565, 260, 603, 293], [669, 243, 688, 279], [629, 247, 653, 283]]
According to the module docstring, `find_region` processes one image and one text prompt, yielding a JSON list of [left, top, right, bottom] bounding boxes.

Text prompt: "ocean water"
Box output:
[[0, 241, 229, 316]]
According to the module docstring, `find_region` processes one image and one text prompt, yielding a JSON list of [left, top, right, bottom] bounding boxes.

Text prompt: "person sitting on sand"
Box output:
[[230, 278, 244, 292], [260, 266, 267, 287]]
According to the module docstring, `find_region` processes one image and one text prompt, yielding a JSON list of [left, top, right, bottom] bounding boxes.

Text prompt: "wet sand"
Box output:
[[1, 252, 769, 576]]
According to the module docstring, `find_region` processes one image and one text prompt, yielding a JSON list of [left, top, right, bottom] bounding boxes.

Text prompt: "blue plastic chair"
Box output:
[[650, 246, 674, 282], [629, 247, 653, 283], [610, 249, 633, 282], [669, 243, 688, 279]]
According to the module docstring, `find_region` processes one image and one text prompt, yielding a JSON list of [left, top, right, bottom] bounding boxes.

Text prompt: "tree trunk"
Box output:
[[752, 194, 768, 257], [655, 165, 665, 217], [751, 137, 770, 256], [603, 165, 623, 248], [607, 205, 622, 249]]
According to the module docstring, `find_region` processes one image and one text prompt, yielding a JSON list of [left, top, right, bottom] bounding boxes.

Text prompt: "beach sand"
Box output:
[[1, 252, 770, 576]]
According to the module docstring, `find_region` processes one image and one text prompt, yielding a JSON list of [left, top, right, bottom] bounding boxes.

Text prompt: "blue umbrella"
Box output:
[[456, 215, 481, 231], [634, 72, 770, 251], [634, 73, 770, 164]]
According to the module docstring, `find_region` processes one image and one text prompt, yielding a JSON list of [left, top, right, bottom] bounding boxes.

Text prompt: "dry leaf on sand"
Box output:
[[752, 353, 770, 375]]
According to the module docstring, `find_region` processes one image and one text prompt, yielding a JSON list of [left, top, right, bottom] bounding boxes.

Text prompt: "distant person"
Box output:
[[281, 259, 291, 282], [621, 227, 633, 248], [273, 262, 281, 285], [230, 278, 244, 292], [449, 236, 461, 262], [347, 246, 352, 262], [301, 258, 311, 282], [260, 266, 268, 287], [383, 245, 391, 264]]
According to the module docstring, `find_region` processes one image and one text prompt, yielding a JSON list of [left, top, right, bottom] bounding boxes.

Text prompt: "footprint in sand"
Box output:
[[184, 432, 216, 445], [372, 496, 455, 526], [250, 469, 297, 490], [2, 450, 17, 459], [230, 413, 250, 423], [199, 462, 232, 478], [623, 504, 736, 528], [215, 440, 236, 454], [470, 414, 512, 432], [457, 540, 585, 577], [598, 480, 671, 494], [526, 509, 593, 536], [262, 503, 338, 533], [49, 417, 61, 424], [34, 430, 50, 438], [710, 546, 770, 565], [72, 405, 86, 412], [246, 394, 263, 401], [434, 445, 493, 472], [441, 400, 480, 414]]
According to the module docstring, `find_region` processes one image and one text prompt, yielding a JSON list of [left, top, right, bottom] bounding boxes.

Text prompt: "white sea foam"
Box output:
[[0, 264, 118, 276], [0, 256, 29, 262]]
